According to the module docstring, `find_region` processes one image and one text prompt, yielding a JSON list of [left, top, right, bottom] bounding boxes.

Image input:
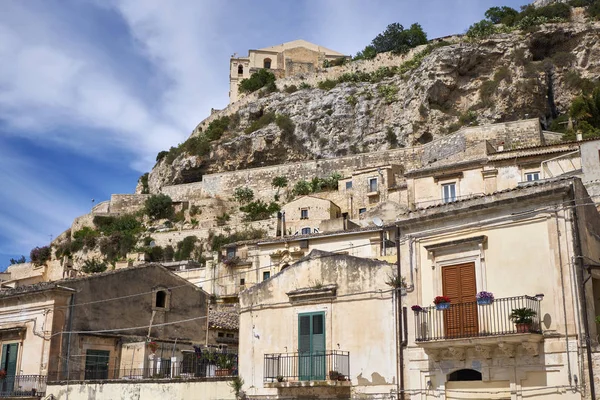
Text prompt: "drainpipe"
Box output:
[[570, 187, 596, 400], [396, 225, 405, 400]]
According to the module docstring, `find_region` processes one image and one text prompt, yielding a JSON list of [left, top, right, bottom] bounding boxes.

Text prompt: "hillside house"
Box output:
[[281, 195, 342, 236], [229, 40, 346, 103]]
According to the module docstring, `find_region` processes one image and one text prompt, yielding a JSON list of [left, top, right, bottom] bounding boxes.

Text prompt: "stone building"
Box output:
[[229, 39, 346, 103], [207, 308, 239, 351], [281, 195, 342, 236], [239, 250, 396, 399], [47, 264, 209, 381]]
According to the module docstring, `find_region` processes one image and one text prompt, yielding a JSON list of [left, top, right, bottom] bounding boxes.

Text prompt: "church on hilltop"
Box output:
[[229, 39, 347, 103]]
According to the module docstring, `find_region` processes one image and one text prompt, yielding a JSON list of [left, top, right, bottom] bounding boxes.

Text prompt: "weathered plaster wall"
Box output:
[[46, 379, 235, 400], [239, 252, 397, 399]]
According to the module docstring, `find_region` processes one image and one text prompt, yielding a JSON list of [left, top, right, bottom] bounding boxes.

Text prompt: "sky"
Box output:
[[0, 0, 529, 269]]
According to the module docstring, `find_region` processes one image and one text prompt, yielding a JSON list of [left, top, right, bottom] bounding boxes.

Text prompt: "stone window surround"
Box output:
[[425, 236, 488, 297], [152, 286, 171, 312], [367, 177, 378, 193], [438, 177, 460, 203]]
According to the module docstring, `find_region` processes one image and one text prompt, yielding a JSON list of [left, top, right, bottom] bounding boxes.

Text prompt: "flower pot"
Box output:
[[477, 298, 493, 305], [435, 302, 450, 310], [516, 323, 531, 333], [215, 368, 232, 377]]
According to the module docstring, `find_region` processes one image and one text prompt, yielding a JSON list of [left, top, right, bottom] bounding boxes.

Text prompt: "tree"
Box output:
[[292, 180, 311, 196], [144, 194, 174, 220], [570, 87, 600, 138], [30, 246, 51, 266], [371, 23, 428, 55], [233, 187, 255, 204], [239, 69, 276, 94], [485, 6, 519, 25], [354, 45, 377, 61], [9, 256, 26, 265], [239, 201, 281, 221], [272, 176, 288, 189], [81, 259, 107, 274]]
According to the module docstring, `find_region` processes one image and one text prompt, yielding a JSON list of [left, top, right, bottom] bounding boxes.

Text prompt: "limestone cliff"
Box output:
[[144, 21, 600, 193]]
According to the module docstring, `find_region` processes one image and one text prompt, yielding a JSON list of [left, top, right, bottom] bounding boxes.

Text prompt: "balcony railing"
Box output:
[[414, 295, 542, 342], [264, 351, 349, 383], [48, 350, 238, 382], [0, 375, 46, 397]]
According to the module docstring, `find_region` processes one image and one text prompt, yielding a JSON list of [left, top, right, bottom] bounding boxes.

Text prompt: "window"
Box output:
[[263, 271, 271, 281], [368, 178, 378, 193], [301, 227, 311, 235], [442, 183, 456, 203], [237, 65, 243, 75], [85, 350, 110, 380], [218, 332, 224, 338], [263, 58, 272, 69], [448, 369, 482, 381], [525, 171, 540, 182], [301, 208, 309, 219], [226, 247, 236, 259], [345, 181, 353, 190], [226, 333, 234, 338], [240, 278, 245, 286], [359, 208, 367, 215], [155, 290, 167, 308]]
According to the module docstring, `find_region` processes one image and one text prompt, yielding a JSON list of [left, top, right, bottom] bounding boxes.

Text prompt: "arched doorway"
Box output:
[[448, 369, 482, 381], [446, 369, 510, 400], [263, 58, 272, 69], [237, 64, 243, 75]]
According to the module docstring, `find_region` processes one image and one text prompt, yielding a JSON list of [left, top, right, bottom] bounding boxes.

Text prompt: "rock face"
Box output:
[[533, 0, 569, 7], [145, 22, 600, 193]]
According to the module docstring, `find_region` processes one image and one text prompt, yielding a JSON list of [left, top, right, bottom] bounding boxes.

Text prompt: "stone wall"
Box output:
[[109, 194, 150, 214], [46, 379, 235, 400]]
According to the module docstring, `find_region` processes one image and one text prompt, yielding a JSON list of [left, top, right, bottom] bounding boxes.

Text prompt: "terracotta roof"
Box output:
[[209, 309, 239, 331]]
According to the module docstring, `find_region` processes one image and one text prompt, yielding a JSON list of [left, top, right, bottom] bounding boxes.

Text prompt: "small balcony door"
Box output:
[[0, 343, 18, 394], [442, 263, 478, 338], [298, 312, 325, 380]]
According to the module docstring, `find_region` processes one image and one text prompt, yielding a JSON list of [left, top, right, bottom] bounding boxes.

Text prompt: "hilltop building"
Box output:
[[229, 39, 347, 103]]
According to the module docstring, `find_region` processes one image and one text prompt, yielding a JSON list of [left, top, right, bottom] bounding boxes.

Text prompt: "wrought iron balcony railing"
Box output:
[[414, 295, 542, 342], [0, 375, 46, 398], [264, 351, 349, 383]]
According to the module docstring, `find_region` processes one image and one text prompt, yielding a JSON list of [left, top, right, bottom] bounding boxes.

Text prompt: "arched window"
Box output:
[[156, 290, 167, 308], [448, 369, 482, 381], [263, 58, 272, 69], [237, 65, 243, 75]]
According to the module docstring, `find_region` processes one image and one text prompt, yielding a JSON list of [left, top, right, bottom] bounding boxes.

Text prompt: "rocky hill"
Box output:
[[144, 19, 600, 193]]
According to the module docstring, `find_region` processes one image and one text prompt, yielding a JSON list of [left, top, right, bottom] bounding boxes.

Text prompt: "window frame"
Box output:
[[358, 208, 367, 215], [300, 208, 309, 220], [442, 182, 457, 204], [368, 177, 378, 193], [301, 227, 311, 235], [263, 271, 271, 281], [525, 171, 541, 182], [345, 181, 353, 190]]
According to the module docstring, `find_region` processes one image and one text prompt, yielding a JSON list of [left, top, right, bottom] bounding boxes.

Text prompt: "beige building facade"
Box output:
[[229, 39, 346, 103]]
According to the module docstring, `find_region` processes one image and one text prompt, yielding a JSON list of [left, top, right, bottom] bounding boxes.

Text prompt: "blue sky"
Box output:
[[0, 0, 528, 268]]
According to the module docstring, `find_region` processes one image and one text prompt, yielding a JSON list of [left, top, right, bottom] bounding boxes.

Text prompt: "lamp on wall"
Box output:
[[535, 293, 545, 301]]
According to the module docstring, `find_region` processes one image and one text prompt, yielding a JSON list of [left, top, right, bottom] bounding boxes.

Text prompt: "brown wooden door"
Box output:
[[442, 263, 478, 338]]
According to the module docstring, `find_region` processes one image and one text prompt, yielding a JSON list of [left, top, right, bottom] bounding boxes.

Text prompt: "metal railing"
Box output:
[[0, 375, 46, 397], [264, 351, 349, 383], [414, 295, 542, 342], [48, 350, 238, 382]]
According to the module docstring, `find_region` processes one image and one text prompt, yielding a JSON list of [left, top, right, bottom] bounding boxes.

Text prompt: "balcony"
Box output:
[[264, 351, 350, 388], [414, 295, 543, 360], [0, 375, 46, 397]]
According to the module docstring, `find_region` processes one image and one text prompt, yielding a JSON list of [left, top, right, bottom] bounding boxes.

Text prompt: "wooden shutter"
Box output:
[[443, 263, 478, 338]]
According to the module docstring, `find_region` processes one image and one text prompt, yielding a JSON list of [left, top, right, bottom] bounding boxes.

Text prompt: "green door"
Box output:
[[1, 343, 18, 394], [298, 312, 325, 381]]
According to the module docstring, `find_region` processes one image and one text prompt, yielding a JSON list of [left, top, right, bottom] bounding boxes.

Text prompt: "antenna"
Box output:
[[372, 217, 383, 227]]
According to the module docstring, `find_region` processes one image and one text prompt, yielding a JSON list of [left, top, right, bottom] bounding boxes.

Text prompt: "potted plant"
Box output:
[[476, 291, 494, 305], [329, 370, 340, 380], [216, 354, 234, 376], [411, 305, 424, 312], [509, 307, 537, 333], [433, 296, 451, 310], [0, 369, 6, 380], [276, 375, 285, 382]]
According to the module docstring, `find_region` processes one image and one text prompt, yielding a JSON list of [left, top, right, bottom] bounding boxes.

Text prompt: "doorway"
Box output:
[[298, 312, 325, 380], [442, 263, 478, 338]]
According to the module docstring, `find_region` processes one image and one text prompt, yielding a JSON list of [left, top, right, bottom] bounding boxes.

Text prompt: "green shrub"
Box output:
[[30, 246, 51, 266], [144, 194, 174, 220], [173, 211, 185, 223], [9, 256, 26, 265], [284, 85, 298, 93], [292, 180, 312, 196], [233, 187, 254, 204], [156, 151, 169, 163], [144, 245, 165, 262], [378, 85, 399, 104], [93, 214, 142, 236], [174, 236, 198, 261], [245, 112, 276, 134], [346, 95, 358, 106], [371, 22, 428, 55], [72, 227, 100, 251], [466, 20, 499, 39], [204, 116, 231, 141], [81, 259, 107, 274], [99, 232, 137, 261], [210, 228, 266, 251], [318, 79, 337, 91], [239, 69, 276, 94], [458, 110, 478, 126], [272, 176, 288, 189], [485, 6, 519, 25], [239, 200, 281, 221], [216, 213, 230, 226], [138, 173, 149, 194], [564, 71, 596, 93], [588, 0, 600, 19], [569, 86, 600, 138], [276, 114, 295, 137], [353, 45, 377, 61], [164, 245, 175, 261], [189, 205, 202, 216], [299, 82, 312, 90]]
